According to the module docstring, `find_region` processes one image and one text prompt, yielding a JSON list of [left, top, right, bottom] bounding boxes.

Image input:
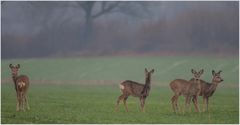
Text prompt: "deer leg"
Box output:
[[142, 98, 146, 112], [19, 92, 24, 111], [16, 92, 20, 111], [184, 96, 188, 113], [189, 97, 192, 112], [188, 97, 192, 112], [175, 95, 179, 112], [192, 96, 198, 112], [196, 95, 201, 112], [123, 96, 129, 112], [22, 92, 25, 110], [171, 95, 179, 113], [140, 97, 146, 112], [18, 92, 22, 111], [175, 95, 180, 112], [26, 96, 30, 110], [202, 97, 206, 112], [206, 97, 209, 112], [23, 93, 30, 110], [20, 92, 25, 111], [192, 95, 200, 112], [115, 94, 125, 112], [171, 96, 175, 112], [171, 95, 176, 112], [185, 96, 191, 113], [185, 96, 189, 112]]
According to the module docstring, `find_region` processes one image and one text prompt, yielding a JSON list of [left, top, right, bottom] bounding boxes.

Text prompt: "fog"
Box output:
[[1, 1, 238, 58]]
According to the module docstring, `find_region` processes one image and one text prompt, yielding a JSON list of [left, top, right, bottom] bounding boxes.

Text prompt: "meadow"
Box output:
[[1, 56, 239, 124]]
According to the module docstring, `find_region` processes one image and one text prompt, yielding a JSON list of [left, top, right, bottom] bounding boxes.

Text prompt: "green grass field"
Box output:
[[1, 56, 239, 123]]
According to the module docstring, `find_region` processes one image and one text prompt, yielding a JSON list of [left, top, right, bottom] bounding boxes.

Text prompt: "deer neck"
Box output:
[[11, 74, 18, 84], [141, 75, 151, 97], [193, 78, 201, 85], [206, 81, 219, 97], [144, 75, 151, 87], [211, 80, 219, 89]]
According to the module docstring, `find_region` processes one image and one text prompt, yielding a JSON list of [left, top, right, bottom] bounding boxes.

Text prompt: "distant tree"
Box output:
[[76, 1, 150, 44], [77, 2, 119, 42]]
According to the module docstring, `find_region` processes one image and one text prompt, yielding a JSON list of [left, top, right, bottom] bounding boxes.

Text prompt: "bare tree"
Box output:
[[76, 2, 120, 42], [76, 1, 150, 43]]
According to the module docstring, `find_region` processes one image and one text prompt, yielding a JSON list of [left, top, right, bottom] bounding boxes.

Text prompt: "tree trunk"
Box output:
[[84, 12, 93, 42], [82, 2, 95, 44]]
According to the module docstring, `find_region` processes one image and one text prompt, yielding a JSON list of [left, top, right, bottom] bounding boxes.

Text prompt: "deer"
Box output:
[[9, 64, 30, 111], [115, 68, 154, 112], [189, 70, 223, 112], [169, 69, 204, 113]]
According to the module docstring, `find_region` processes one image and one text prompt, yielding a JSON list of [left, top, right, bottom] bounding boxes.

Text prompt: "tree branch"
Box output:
[[92, 1, 120, 19], [77, 1, 95, 13]]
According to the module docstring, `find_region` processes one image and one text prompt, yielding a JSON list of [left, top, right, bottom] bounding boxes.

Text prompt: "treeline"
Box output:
[[1, 2, 238, 58]]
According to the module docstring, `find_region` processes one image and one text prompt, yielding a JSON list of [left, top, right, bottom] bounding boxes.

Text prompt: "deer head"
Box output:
[[212, 70, 224, 83], [9, 64, 20, 76], [191, 69, 204, 80], [145, 68, 154, 82], [145, 68, 154, 77]]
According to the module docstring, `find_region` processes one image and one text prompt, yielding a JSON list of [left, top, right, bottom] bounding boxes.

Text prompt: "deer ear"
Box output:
[[218, 70, 222, 74], [191, 69, 196, 74], [9, 64, 13, 68], [17, 64, 20, 68], [200, 69, 204, 74], [145, 68, 148, 73], [212, 70, 215, 76], [151, 69, 154, 73]]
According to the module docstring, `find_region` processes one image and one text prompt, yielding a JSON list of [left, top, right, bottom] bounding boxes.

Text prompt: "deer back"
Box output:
[[190, 78, 212, 96], [188, 79, 201, 96], [15, 75, 30, 92], [170, 79, 192, 96], [120, 80, 145, 97], [173, 69, 203, 96]]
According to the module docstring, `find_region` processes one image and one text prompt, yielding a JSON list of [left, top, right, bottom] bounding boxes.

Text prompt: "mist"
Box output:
[[1, 1, 238, 58]]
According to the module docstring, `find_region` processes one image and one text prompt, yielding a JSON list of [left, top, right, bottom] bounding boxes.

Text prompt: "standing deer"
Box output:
[[9, 64, 30, 111], [189, 70, 223, 112], [170, 69, 204, 113], [115, 68, 154, 112]]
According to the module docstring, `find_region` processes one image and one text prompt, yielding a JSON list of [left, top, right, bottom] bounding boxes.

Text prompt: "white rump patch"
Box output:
[[18, 82, 26, 88], [119, 84, 125, 90]]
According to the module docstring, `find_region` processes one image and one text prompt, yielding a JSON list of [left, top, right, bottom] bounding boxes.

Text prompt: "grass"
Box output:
[[1, 56, 238, 84], [1, 84, 238, 124], [1, 56, 239, 123]]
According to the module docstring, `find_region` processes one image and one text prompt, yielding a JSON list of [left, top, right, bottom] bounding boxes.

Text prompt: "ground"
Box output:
[[1, 56, 239, 123]]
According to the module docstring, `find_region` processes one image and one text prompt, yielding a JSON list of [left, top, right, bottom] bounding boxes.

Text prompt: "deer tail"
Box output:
[[119, 83, 125, 90]]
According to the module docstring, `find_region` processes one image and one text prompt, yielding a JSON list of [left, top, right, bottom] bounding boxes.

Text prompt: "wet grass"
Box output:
[[1, 84, 239, 124], [1, 56, 239, 123]]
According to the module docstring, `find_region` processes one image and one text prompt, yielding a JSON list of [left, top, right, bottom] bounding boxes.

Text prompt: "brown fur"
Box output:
[[9, 64, 30, 111], [115, 68, 154, 112], [169, 69, 204, 113], [189, 70, 223, 112]]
